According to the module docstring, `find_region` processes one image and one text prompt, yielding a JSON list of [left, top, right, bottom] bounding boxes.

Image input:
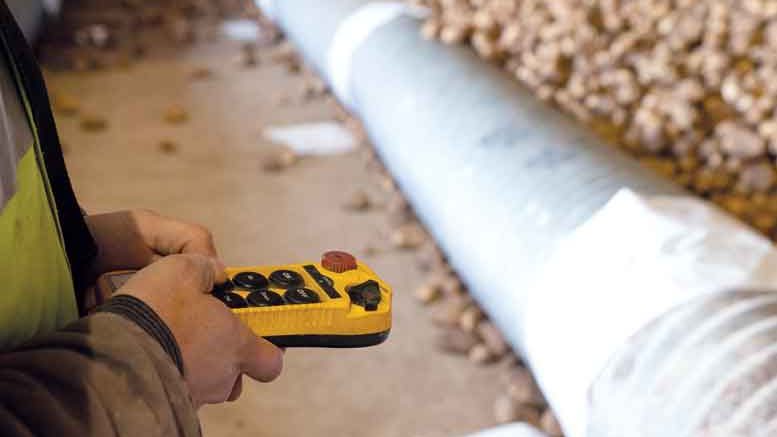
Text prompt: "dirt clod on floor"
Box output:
[[261, 148, 298, 172], [53, 93, 81, 116], [477, 321, 508, 357], [342, 190, 372, 212], [540, 409, 564, 437], [430, 295, 470, 327], [468, 343, 498, 365], [493, 394, 542, 426], [79, 114, 108, 132], [239, 42, 259, 67], [436, 327, 479, 355], [414, 281, 442, 304], [164, 105, 190, 124], [269, 42, 302, 74], [458, 305, 483, 333], [390, 222, 427, 249], [189, 66, 215, 80], [506, 366, 546, 407], [300, 76, 329, 101], [416, 243, 447, 272], [158, 139, 179, 154]]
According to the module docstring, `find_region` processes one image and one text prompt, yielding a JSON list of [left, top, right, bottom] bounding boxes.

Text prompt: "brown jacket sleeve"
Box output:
[[0, 312, 200, 437]]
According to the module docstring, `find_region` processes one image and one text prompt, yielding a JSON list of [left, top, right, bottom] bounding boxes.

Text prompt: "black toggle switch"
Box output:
[[348, 280, 381, 311]]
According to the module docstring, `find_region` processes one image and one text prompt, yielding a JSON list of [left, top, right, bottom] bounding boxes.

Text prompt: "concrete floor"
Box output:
[[44, 29, 507, 437]]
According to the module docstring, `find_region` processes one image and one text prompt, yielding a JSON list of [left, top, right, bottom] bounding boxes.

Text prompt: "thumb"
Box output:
[[237, 328, 284, 383], [167, 253, 219, 294], [147, 254, 227, 286], [212, 258, 228, 285]]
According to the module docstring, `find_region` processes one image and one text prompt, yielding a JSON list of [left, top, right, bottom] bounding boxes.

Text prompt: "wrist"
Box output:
[[96, 294, 185, 374]]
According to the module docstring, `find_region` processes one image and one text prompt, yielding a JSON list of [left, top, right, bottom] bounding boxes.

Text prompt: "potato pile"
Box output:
[[414, 0, 777, 237]]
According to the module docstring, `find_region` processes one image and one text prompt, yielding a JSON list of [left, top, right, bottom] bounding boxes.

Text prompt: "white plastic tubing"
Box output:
[[257, 1, 777, 436]]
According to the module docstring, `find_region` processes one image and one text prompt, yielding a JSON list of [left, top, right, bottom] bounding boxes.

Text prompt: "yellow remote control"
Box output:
[[96, 251, 392, 348]]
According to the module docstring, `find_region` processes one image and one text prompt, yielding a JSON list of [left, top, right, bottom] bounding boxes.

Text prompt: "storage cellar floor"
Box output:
[[45, 20, 507, 437]]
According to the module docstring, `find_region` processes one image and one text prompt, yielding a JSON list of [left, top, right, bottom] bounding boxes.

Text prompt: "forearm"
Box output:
[[0, 312, 199, 437]]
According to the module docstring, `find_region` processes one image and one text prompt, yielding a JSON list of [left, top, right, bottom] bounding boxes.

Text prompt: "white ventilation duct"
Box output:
[[259, 1, 777, 435]]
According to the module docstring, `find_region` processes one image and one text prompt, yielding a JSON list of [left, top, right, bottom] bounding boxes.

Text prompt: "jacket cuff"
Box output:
[[96, 295, 185, 375]]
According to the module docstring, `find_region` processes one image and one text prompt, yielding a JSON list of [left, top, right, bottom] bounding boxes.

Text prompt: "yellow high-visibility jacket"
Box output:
[[0, 1, 96, 350], [0, 3, 200, 436]]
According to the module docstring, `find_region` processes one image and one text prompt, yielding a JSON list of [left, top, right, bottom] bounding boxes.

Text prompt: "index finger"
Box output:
[[136, 210, 221, 259], [189, 255, 228, 292]]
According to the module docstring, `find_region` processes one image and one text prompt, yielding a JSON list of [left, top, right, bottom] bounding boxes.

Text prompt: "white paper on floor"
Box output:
[[463, 423, 548, 437], [222, 19, 260, 42], [263, 122, 358, 155], [255, 0, 278, 21]]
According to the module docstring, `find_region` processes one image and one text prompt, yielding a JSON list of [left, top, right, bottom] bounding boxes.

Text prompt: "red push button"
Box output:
[[321, 251, 357, 273]]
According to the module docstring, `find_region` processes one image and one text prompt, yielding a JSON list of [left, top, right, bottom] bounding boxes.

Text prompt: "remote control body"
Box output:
[[96, 251, 392, 348]]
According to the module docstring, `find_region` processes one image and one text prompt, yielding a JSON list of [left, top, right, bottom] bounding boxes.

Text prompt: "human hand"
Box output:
[[115, 254, 284, 407], [86, 209, 221, 276]]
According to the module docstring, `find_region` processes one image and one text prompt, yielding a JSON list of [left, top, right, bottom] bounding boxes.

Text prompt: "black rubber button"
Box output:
[[247, 290, 285, 307], [284, 287, 320, 304], [212, 280, 234, 295], [233, 272, 269, 290], [216, 292, 247, 309], [270, 270, 304, 288]]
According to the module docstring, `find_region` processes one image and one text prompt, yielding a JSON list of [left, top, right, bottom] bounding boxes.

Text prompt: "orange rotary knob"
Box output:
[[322, 251, 358, 273]]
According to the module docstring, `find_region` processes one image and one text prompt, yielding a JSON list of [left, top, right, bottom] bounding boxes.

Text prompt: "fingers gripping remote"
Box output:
[[96, 251, 392, 348]]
